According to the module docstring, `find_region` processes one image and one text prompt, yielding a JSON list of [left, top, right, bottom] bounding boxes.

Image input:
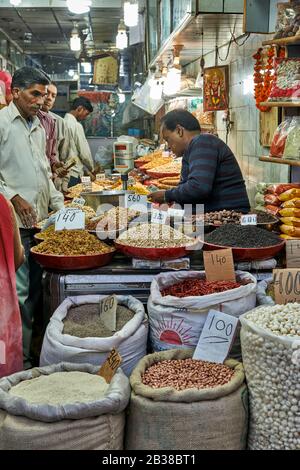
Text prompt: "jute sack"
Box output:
[[125, 349, 248, 450], [0, 362, 130, 450]]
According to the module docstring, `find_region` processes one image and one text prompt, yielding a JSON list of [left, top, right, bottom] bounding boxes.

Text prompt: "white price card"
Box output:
[[151, 208, 168, 224], [125, 194, 148, 212], [55, 208, 85, 231], [168, 208, 185, 218], [99, 294, 117, 331], [240, 214, 257, 225], [81, 176, 92, 192], [193, 309, 239, 364], [96, 173, 106, 181], [72, 197, 85, 207]]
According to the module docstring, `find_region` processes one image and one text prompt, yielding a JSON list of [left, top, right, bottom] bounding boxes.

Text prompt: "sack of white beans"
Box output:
[[148, 271, 257, 359], [0, 362, 130, 450], [240, 304, 300, 450], [40, 295, 148, 376], [125, 349, 248, 450]]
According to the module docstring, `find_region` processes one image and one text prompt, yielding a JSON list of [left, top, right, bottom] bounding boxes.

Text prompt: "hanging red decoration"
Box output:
[[252, 46, 276, 112]]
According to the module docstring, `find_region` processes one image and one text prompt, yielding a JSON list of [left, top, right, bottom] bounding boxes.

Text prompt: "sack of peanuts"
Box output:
[[0, 362, 130, 450], [40, 295, 148, 376], [147, 271, 257, 358], [125, 349, 248, 450], [240, 305, 300, 450]]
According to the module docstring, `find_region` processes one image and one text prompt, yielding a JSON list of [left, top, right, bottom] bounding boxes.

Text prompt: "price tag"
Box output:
[[72, 197, 85, 207], [99, 294, 117, 331], [125, 194, 148, 212], [98, 348, 122, 384], [55, 208, 85, 231], [81, 176, 92, 192], [128, 176, 135, 185], [240, 214, 257, 225], [273, 268, 300, 304], [203, 248, 236, 282], [286, 240, 300, 268], [193, 309, 239, 364], [151, 208, 168, 224], [96, 173, 106, 181], [168, 208, 185, 218], [132, 258, 161, 269]]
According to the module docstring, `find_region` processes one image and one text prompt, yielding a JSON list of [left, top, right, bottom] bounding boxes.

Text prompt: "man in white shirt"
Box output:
[[64, 97, 94, 187], [0, 66, 64, 368]]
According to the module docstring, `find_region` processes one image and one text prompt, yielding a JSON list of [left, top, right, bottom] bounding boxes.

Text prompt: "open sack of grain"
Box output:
[[125, 349, 248, 450], [40, 295, 148, 376], [0, 362, 130, 450], [147, 271, 257, 359]]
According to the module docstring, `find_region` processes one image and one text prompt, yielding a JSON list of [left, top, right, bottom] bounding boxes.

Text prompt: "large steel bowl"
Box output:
[[80, 190, 135, 213], [30, 248, 116, 271], [114, 239, 202, 260]]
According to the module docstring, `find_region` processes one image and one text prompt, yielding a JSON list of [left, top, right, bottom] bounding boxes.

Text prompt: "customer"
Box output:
[[64, 96, 94, 187], [0, 194, 24, 378], [149, 109, 250, 213], [0, 66, 64, 368]]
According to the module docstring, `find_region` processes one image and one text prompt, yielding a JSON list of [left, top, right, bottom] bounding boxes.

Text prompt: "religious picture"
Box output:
[[93, 54, 118, 86], [203, 65, 229, 112]]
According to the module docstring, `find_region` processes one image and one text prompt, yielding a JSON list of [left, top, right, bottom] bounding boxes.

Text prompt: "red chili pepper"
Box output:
[[161, 278, 248, 298]]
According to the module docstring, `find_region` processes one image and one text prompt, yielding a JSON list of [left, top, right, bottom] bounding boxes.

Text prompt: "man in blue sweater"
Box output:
[[148, 109, 250, 213]]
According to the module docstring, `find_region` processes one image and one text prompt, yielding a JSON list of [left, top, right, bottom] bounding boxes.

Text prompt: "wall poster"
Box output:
[[203, 65, 229, 112]]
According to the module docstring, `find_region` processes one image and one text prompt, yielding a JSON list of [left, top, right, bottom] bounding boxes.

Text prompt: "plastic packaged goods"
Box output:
[[283, 117, 300, 160], [270, 118, 292, 158], [274, 2, 300, 39], [269, 58, 300, 102]]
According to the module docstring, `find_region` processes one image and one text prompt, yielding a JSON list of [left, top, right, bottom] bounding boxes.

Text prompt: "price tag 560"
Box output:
[[125, 194, 148, 212], [55, 208, 85, 231]]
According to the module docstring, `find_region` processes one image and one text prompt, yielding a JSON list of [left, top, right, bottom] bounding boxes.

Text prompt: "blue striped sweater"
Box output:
[[165, 134, 250, 212]]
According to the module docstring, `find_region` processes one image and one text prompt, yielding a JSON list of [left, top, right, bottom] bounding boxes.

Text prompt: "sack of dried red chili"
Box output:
[[147, 271, 257, 359], [270, 118, 292, 158]]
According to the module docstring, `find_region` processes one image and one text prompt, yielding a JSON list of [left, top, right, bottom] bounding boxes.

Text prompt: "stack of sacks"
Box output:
[[254, 183, 300, 216], [279, 188, 300, 239]]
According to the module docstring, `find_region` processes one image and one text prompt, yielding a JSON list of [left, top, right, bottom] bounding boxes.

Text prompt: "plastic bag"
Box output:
[[280, 224, 300, 236], [282, 197, 300, 208], [94, 143, 114, 169], [280, 216, 300, 227], [270, 118, 292, 157], [283, 116, 300, 160], [279, 206, 300, 216], [274, 2, 300, 39], [265, 204, 280, 216], [269, 58, 300, 102], [264, 193, 281, 206], [266, 183, 300, 195], [279, 188, 300, 202]]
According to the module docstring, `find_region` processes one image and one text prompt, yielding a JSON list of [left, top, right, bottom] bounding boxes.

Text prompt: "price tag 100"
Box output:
[[55, 208, 85, 231], [151, 208, 168, 224], [125, 194, 148, 212], [193, 309, 239, 364], [240, 214, 257, 225], [99, 294, 117, 331]]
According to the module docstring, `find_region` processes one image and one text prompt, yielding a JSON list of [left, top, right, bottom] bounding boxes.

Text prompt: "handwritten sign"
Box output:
[[286, 240, 300, 268], [99, 294, 117, 331], [193, 310, 239, 363], [273, 268, 300, 304], [55, 208, 85, 231], [81, 176, 92, 192], [72, 197, 85, 207], [151, 208, 168, 224], [125, 194, 148, 212], [98, 348, 122, 384], [96, 173, 106, 181], [203, 248, 236, 282], [240, 214, 257, 225]]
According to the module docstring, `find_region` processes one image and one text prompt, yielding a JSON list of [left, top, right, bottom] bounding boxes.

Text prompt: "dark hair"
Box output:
[[161, 109, 201, 132], [49, 81, 58, 88], [71, 97, 93, 113], [12, 66, 50, 90]]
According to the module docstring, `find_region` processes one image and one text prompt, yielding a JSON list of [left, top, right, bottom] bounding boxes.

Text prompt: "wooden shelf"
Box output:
[[260, 156, 300, 167], [260, 101, 300, 108], [262, 36, 300, 46]]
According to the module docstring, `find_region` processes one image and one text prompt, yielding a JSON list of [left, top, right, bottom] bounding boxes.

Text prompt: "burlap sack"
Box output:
[[125, 349, 248, 450], [0, 362, 130, 450]]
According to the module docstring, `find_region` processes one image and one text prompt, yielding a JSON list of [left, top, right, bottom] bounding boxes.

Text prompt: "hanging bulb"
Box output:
[[67, 0, 91, 15], [10, 0, 22, 5], [70, 23, 81, 52], [116, 19, 128, 50], [124, 1, 139, 27]]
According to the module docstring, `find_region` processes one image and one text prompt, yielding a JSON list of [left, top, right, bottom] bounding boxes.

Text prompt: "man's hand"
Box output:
[[52, 162, 69, 178], [11, 195, 37, 228], [147, 191, 166, 204]]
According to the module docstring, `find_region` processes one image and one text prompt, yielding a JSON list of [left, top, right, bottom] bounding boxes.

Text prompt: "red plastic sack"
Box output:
[[265, 204, 280, 216], [266, 183, 300, 196], [264, 194, 281, 206], [270, 119, 292, 157], [269, 58, 300, 101]]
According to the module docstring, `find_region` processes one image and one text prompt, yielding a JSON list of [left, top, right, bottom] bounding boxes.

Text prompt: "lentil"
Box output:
[[86, 207, 140, 232], [9, 371, 109, 405], [142, 359, 234, 391], [205, 224, 281, 248], [63, 303, 135, 338], [161, 278, 246, 297], [117, 223, 194, 249]]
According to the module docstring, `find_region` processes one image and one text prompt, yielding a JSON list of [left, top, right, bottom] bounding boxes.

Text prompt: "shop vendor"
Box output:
[[148, 109, 250, 213]]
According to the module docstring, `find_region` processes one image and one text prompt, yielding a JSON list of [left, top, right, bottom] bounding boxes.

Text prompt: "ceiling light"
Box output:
[[10, 0, 22, 5], [124, 1, 139, 27], [118, 92, 126, 104], [116, 19, 128, 50], [68, 69, 75, 77], [82, 62, 92, 74], [66, 0, 91, 15], [70, 23, 81, 51]]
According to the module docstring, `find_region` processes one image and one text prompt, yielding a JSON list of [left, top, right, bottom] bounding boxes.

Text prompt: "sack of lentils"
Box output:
[[240, 304, 300, 450], [40, 295, 148, 376], [0, 362, 130, 450], [125, 349, 248, 450], [148, 271, 257, 359]]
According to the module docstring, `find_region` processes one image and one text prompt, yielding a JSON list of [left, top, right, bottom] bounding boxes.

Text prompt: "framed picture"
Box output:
[[203, 65, 229, 112]]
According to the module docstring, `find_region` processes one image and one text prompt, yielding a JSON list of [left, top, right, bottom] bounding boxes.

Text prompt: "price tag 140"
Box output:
[[203, 248, 236, 282], [99, 294, 117, 331], [240, 214, 257, 225], [98, 348, 122, 384], [151, 208, 168, 224], [125, 194, 148, 212], [55, 208, 85, 231], [193, 309, 239, 364]]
